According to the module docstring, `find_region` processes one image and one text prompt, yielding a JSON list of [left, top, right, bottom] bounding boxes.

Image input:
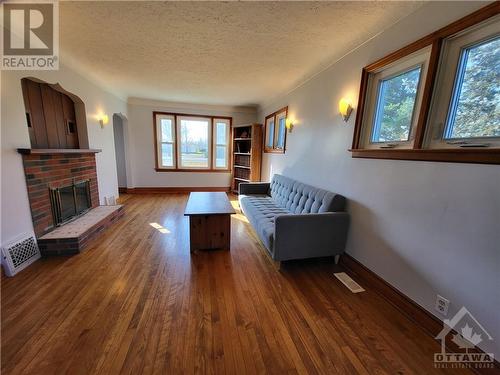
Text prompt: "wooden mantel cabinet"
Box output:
[[21, 78, 79, 149]]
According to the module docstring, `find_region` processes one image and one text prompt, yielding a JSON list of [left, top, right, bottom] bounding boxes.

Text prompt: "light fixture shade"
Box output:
[[98, 114, 109, 128], [285, 118, 294, 132], [339, 98, 353, 122]]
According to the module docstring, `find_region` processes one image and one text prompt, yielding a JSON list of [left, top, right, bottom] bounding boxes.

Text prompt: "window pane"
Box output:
[[215, 145, 227, 168], [179, 119, 209, 168], [161, 119, 173, 142], [445, 37, 500, 139], [161, 143, 173, 167], [371, 66, 421, 143], [216, 122, 227, 144], [266, 119, 275, 147], [276, 116, 286, 149]]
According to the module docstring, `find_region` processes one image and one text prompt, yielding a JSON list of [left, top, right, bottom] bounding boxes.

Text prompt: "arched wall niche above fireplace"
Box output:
[[21, 77, 89, 149]]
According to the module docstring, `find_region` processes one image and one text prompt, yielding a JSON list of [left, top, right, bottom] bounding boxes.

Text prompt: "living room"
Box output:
[[1, 1, 499, 374]]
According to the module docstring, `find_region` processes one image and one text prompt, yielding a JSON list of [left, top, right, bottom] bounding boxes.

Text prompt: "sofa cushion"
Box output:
[[238, 194, 288, 252], [270, 174, 345, 213]]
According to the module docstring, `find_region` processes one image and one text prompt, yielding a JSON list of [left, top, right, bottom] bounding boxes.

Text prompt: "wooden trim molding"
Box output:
[[412, 39, 442, 149], [122, 186, 230, 194], [340, 254, 500, 374], [351, 3, 500, 165], [350, 148, 500, 164], [17, 148, 102, 155], [154, 168, 231, 173]]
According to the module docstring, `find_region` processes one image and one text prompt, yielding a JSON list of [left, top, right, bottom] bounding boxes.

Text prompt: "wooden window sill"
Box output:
[[349, 148, 500, 164], [155, 168, 231, 173], [264, 149, 285, 154]]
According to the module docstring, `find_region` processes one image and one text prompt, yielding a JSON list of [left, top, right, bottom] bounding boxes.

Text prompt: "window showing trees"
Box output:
[[351, 5, 500, 163], [426, 13, 500, 149], [372, 67, 421, 143], [178, 118, 210, 168], [154, 112, 231, 171], [357, 46, 431, 149], [444, 37, 500, 139]]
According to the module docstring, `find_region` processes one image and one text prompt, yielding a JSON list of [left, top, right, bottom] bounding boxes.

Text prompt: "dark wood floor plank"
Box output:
[[1, 194, 476, 375]]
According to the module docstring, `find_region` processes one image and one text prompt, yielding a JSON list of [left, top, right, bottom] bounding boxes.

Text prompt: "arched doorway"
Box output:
[[113, 114, 128, 190]]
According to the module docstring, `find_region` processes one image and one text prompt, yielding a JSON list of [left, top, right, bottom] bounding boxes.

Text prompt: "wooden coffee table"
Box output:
[[184, 192, 236, 252]]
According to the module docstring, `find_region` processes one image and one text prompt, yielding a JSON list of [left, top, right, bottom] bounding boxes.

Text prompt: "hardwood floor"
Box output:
[[1, 194, 473, 375]]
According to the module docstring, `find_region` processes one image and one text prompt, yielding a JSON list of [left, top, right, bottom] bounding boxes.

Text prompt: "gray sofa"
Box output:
[[238, 174, 349, 263]]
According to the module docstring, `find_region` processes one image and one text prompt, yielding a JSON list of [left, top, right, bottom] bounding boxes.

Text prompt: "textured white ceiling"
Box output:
[[60, 1, 423, 106]]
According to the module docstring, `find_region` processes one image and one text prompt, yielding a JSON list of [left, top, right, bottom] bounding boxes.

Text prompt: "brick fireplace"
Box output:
[[18, 149, 123, 255], [19, 150, 100, 237]]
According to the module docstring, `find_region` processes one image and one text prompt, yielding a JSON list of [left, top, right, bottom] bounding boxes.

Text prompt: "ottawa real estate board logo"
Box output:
[[1, 0, 59, 70], [435, 307, 495, 369]]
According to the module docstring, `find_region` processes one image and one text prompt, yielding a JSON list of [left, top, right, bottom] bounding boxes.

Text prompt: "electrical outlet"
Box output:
[[435, 295, 450, 316]]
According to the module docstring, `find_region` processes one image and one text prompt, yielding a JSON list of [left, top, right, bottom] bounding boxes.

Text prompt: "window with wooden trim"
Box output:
[[214, 119, 231, 169], [425, 17, 500, 149], [154, 112, 232, 171], [359, 46, 432, 149], [156, 114, 175, 168], [351, 4, 500, 164], [264, 106, 288, 153]]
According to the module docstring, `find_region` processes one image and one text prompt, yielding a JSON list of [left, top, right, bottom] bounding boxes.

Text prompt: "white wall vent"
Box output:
[[1, 234, 41, 277]]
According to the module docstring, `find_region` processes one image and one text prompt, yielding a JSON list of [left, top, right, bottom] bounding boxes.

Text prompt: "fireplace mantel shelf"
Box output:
[[17, 148, 102, 155]]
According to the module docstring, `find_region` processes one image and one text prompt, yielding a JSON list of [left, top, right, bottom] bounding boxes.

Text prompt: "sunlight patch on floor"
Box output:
[[230, 199, 240, 210], [233, 214, 249, 223], [149, 222, 171, 234], [229, 198, 249, 223]]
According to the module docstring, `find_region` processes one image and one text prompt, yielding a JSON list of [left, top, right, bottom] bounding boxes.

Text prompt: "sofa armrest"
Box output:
[[273, 212, 349, 261], [239, 182, 270, 196]]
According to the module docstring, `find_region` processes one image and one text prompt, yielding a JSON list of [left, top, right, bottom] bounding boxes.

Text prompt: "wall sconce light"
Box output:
[[98, 114, 109, 128], [285, 118, 294, 133], [338, 98, 353, 122]]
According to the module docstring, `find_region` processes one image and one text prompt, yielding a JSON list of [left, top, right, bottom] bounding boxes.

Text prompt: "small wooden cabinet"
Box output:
[[232, 123, 263, 194], [21, 78, 79, 149]]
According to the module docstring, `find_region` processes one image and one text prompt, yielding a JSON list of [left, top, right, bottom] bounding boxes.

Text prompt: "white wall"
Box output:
[[258, 2, 500, 357], [126, 98, 257, 188], [1, 64, 127, 244]]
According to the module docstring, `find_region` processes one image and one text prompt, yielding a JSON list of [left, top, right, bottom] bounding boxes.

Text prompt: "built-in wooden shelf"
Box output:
[[232, 124, 262, 194], [17, 148, 102, 155], [234, 177, 250, 182]]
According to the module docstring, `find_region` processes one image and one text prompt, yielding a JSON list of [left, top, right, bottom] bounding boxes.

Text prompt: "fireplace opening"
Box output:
[[50, 180, 91, 226]]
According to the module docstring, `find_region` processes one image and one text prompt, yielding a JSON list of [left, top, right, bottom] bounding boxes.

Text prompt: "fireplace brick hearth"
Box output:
[[37, 205, 124, 255], [18, 148, 124, 256]]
